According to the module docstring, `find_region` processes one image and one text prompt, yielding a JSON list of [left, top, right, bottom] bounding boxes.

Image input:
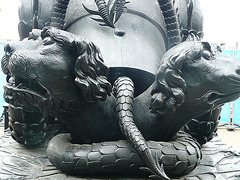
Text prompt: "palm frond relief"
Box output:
[[83, 0, 130, 28]]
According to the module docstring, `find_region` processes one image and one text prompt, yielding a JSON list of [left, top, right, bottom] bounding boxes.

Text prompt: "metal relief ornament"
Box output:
[[83, 0, 129, 28], [1, 0, 240, 179]]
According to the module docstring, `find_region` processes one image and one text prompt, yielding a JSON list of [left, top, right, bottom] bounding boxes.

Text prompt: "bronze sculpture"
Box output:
[[1, 0, 240, 179]]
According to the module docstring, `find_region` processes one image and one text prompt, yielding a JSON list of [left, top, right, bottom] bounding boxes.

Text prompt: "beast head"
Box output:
[[1, 27, 111, 115], [151, 41, 240, 117]]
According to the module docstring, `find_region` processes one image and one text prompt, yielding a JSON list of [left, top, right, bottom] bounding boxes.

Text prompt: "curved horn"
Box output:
[[50, 0, 70, 29], [158, 0, 181, 49]]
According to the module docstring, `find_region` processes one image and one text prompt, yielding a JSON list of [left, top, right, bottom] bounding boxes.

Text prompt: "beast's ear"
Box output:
[[29, 29, 42, 40], [202, 42, 211, 52], [169, 50, 186, 72], [151, 44, 188, 116], [41, 27, 112, 102], [74, 42, 112, 102]]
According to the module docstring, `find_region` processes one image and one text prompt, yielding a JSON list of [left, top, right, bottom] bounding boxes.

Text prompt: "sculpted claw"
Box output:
[[140, 150, 169, 180]]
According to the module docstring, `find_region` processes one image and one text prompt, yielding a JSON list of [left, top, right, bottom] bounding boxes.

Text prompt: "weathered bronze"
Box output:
[[1, 0, 240, 179]]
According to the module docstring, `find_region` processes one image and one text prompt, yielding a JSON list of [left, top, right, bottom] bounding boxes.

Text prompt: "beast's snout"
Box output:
[[1, 39, 41, 78], [4, 43, 15, 57], [1, 43, 13, 75], [1, 42, 19, 76]]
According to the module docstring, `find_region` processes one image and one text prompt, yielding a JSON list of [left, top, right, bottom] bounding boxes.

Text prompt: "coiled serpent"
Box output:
[[47, 77, 202, 179]]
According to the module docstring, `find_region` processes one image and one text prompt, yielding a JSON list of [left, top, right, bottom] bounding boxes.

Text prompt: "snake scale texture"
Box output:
[[50, 0, 70, 29], [158, 0, 181, 49], [113, 77, 169, 178], [47, 77, 202, 179]]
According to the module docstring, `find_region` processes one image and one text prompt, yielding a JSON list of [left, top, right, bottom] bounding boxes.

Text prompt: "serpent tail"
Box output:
[[113, 77, 169, 179], [46, 78, 201, 178], [50, 0, 70, 29], [158, 0, 181, 49], [47, 131, 201, 177]]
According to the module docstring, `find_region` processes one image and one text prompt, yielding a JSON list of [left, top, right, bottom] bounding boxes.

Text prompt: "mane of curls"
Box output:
[[46, 27, 112, 102], [74, 41, 112, 102], [150, 48, 190, 116]]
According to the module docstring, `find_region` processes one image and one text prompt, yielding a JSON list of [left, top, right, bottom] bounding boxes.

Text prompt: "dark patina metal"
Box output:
[[1, 0, 240, 179]]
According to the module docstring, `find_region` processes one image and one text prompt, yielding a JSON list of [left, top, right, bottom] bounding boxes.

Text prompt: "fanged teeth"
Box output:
[[8, 77, 15, 85], [7, 77, 48, 98]]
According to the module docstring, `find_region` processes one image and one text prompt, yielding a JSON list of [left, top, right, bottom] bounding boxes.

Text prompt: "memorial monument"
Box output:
[[1, 0, 240, 179]]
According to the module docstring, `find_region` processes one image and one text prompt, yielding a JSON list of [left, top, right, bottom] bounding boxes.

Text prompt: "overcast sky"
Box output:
[[0, 0, 240, 44], [201, 0, 240, 44], [0, 0, 19, 41]]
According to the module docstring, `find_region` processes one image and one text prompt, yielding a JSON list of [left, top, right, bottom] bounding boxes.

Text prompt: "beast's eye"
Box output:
[[217, 45, 222, 53], [202, 49, 214, 60], [43, 36, 55, 45], [202, 50, 211, 59]]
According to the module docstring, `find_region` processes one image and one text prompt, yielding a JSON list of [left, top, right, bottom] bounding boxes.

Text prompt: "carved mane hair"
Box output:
[[42, 27, 112, 102], [150, 41, 205, 116]]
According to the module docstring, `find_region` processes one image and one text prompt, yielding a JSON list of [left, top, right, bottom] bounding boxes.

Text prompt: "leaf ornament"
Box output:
[[83, 0, 129, 28]]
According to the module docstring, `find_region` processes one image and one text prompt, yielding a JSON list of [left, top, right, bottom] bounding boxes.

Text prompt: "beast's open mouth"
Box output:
[[8, 76, 48, 96], [4, 76, 50, 109]]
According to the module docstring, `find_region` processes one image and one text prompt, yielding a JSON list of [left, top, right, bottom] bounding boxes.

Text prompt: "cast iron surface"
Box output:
[[3, 27, 240, 178], [183, 107, 221, 145], [4, 28, 240, 143], [2, 0, 240, 179], [0, 129, 239, 179], [47, 130, 201, 178]]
